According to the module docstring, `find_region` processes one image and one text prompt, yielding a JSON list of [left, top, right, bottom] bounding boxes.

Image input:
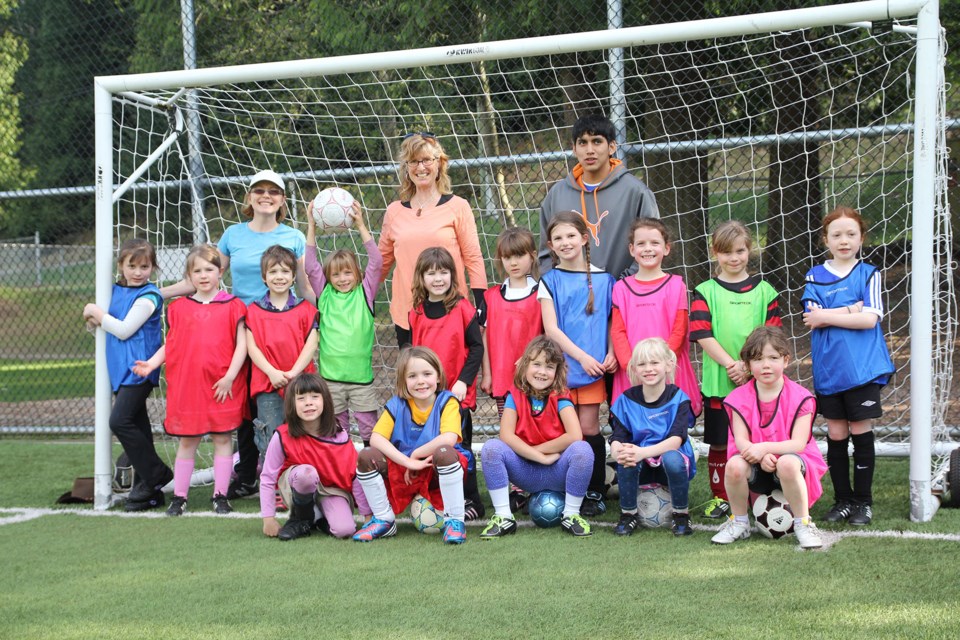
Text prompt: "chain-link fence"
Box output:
[[1, 0, 958, 432]]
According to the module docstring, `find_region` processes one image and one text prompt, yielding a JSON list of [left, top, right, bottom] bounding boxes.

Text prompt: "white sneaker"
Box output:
[[794, 519, 823, 549], [711, 517, 751, 545]]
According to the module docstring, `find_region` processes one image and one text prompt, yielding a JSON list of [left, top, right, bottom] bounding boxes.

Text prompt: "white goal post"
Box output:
[[93, 0, 951, 521]]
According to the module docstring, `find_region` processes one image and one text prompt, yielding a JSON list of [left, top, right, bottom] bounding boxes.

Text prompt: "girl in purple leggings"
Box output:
[[259, 373, 370, 541], [479, 336, 594, 538]]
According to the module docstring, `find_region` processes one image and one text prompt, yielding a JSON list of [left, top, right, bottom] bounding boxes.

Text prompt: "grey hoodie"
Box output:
[[539, 160, 659, 279]]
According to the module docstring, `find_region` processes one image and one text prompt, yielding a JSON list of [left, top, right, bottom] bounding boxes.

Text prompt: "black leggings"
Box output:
[[110, 384, 169, 488]]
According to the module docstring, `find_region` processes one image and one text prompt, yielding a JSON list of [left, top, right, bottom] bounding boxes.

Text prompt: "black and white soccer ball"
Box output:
[[751, 489, 795, 539], [604, 460, 619, 498]]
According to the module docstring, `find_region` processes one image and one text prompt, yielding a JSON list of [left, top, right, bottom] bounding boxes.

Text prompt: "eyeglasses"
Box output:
[[250, 188, 283, 196], [406, 157, 438, 168], [404, 131, 436, 140]]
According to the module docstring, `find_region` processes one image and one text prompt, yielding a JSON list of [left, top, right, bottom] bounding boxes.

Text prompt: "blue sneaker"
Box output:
[[442, 519, 467, 544], [352, 517, 397, 542]]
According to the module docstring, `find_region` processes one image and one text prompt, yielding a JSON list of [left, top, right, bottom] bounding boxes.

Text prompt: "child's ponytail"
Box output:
[[584, 241, 594, 315], [547, 211, 595, 315]]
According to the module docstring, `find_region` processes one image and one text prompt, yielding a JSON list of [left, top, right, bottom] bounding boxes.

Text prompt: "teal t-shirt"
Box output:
[[217, 222, 305, 304]]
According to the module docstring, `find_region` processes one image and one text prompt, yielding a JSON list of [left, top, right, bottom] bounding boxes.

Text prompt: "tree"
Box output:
[[0, 0, 33, 236], [11, 0, 135, 241]]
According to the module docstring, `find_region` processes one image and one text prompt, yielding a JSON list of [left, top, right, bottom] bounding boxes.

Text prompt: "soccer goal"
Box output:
[[93, 0, 953, 520]]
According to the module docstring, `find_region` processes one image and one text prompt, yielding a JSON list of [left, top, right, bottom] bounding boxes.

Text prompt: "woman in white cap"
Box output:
[[216, 169, 307, 304], [162, 169, 309, 499]]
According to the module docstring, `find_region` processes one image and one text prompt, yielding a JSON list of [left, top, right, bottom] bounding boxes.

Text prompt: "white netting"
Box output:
[[110, 21, 954, 476]]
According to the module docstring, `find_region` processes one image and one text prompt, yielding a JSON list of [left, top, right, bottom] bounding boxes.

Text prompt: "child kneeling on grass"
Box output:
[[260, 373, 371, 541], [711, 326, 827, 549], [352, 346, 468, 544], [609, 338, 697, 537]]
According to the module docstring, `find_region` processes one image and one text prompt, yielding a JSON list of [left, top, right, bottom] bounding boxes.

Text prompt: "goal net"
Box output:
[[95, 1, 953, 519]]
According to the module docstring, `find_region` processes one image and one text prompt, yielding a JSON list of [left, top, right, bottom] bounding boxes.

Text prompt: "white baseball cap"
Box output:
[[249, 169, 285, 192]]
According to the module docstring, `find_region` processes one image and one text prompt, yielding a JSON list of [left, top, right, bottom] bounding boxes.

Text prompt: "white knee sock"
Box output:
[[564, 493, 584, 518], [356, 469, 394, 522], [489, 486, 511, 518], [437, 462, 465, 522]]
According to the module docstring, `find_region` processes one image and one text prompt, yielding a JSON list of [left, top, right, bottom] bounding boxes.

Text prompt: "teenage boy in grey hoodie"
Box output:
[[538, 114, 660, 517], [538, 114, 660, 280]]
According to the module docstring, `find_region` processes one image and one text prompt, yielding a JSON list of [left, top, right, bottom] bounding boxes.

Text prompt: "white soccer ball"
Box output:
[[312, 187, 355, 232], [636, 484, 673, 528], [751, 489, 795, 539], [410, 494, 444, 534]]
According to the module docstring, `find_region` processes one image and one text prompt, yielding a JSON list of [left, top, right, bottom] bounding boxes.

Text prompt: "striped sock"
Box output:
[[356, 469, 394, 522], [437, 462, 465, 522]]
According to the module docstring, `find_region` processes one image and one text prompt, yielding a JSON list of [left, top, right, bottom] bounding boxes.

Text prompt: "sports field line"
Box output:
[[1, 507, 958, 547]]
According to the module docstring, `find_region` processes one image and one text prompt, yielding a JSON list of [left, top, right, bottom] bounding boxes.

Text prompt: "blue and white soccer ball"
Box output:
[[751, 489, 795, 539], [529, 490, 565, 528], [410, 495, 444, 534], [636, 484, 673, 528]]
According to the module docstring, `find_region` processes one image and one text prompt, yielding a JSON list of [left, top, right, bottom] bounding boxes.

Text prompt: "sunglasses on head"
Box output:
[[250, 188, 283, 196], [404, 131, 436, 140]]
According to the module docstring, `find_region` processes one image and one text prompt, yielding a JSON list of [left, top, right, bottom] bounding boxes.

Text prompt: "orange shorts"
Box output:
[[568, 378, 606, 405]]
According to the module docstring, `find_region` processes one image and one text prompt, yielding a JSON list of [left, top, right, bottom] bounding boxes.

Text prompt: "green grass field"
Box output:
[[1, 439, 958, 640]]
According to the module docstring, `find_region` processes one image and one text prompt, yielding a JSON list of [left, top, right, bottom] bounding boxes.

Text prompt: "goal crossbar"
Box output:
[[95, 0, 925, 93]]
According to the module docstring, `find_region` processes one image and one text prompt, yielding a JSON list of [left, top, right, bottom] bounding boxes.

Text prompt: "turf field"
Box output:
[[1, 440, 958, 640]]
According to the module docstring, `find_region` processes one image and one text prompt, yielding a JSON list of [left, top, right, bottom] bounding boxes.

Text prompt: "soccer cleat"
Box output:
[[509, 487, 529, 514], [613, 512, 640, 537], [703, 496, 731, 519], [463, 498, 486, 521], [211, 494, 233, 515], [278, 518, 314, 541], [442, 519, 467, 544], [671, 512, 694, 537], [125, 466, 173, 511], [561, 513, 593, 537], [314, 516, 330, 534], [352, 517, 397, 542], [124, 489, 164, 512], [848, 502, 873, 526], [794, 519, 824, 549], [579, 491, 606, 517], [480, 515, 518, 539], [165, 496, 187, 517], [711, 517, 751, 545], [226, 478, 259, 500], [823, 500, 853, 523]]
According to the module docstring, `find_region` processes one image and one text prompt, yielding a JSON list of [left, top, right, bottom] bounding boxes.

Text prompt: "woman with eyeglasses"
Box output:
[[162, 169, 309, 500], [378, 133, 488, 349], [379, 133, 490, 519]]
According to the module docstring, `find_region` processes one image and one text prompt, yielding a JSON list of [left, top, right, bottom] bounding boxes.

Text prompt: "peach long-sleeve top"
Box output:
[[378, 194, 488, 329]]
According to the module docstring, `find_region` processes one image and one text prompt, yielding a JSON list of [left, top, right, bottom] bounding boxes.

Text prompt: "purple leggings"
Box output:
[[480, 439, 593, 497], [287, 465, 361, 539]]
